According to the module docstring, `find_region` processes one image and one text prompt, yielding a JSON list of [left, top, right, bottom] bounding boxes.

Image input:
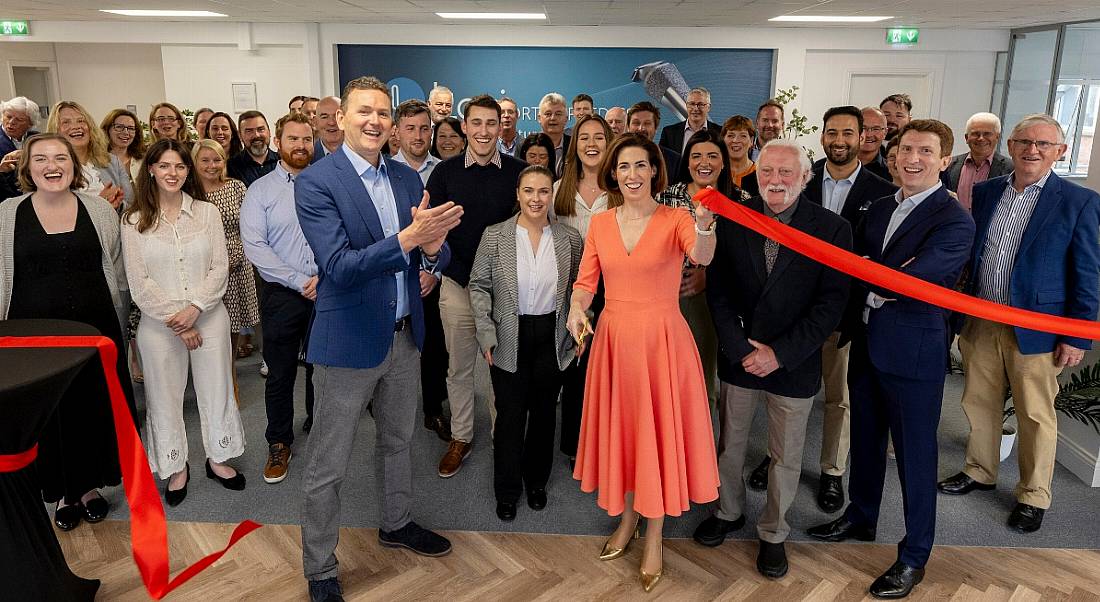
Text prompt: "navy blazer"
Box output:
[[942, 152, 1013, 192], [659, 120, 720, 155], [853, 186, 974, 380], [968, 172, 1100, 353], [708, 196, 853, 398], [805, 159, 898, 226], [295, 148, 451, 370]]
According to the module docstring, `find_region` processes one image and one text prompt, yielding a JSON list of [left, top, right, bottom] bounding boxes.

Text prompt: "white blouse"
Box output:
[[121, 192, 228, 321], [551, 181, 608, 242], [80, 162, 106, 197], [515, 224, 558, 316]]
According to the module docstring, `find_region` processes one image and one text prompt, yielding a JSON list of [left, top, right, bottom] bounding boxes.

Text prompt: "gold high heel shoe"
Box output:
[[639, 547, 664, 593], [599, 525, 640, 560]]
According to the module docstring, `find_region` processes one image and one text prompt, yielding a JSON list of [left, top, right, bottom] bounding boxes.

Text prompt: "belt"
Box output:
[[394, 316, 412, 332], [0, 443, 37, 473]]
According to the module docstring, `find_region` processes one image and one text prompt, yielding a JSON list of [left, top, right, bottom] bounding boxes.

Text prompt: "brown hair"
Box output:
[[720, 115, 757, 141], [627, 101, 661, 127], [206, 111, 242, 157], [275, 111, 314, 140], [47, 101, 112, 168], [394, 99, 430, 124], [463, 94, 501, 120], [599, 133, 667, 209], [896, 119, 954, 158], [340, 76, 390, 112], [554, 114, 613, 217], [757, 99, 785, 119], [880, 93, 913, 112], [125, 139, 207, 233], [148, 102, 192, 143], [16, 133, 87, 193], [100, 108, 147, 160]]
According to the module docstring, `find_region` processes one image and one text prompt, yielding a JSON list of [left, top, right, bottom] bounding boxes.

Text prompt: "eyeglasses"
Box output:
[[1009, 138, 1060, 151], [687, 102, 710, 109], [153, 116, 178, 123], [862, 126, 885, 134], [111, 125, 137, 133], [966, 131, 998, 139]]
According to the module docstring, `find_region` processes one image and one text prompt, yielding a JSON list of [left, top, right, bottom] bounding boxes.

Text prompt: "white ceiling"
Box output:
[[4, 0, 1100, 28]]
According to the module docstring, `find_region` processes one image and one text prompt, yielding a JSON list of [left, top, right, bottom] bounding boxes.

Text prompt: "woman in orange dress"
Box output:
[[567, 133, 720, 593]]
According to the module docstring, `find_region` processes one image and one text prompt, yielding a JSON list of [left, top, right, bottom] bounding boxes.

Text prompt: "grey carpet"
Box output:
[[91, 352, 1100, 549]]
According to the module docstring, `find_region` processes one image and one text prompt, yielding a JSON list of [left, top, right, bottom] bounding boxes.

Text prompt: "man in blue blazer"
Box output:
[[0, 96, 40, 201], [309, 96, 344, 164], [809, 120, 975, 599], [294, 76, 463, 602], [938, 114, 1100, 534]]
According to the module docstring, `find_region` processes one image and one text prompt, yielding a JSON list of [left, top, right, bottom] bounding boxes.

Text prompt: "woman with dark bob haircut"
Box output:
[[519, 132, 556, 173]]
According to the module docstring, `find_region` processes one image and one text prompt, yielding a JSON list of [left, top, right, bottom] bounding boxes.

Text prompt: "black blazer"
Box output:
[[659, 120, 721, 154], [707, 195, 853, 398], [941, 152, 1013, 191], [804, 159, 898, 226], [660, 145, 682, 184]]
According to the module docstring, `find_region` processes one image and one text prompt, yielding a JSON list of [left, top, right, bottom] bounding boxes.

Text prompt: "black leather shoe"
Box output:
[[817, 474, 844, 513], [748, 456, 771, 491], [527, 488, 547, 511], [83, 492, 110, 523], [54, 502, 84, 531], [756, 540, 788, 579], [308, 577, 344, 602], [1007, 503, 1045, 533], [869, 561, 924, 598], [302, 415, 313, 434], [379, 521, 452, 556], [692, 514, 746, 547], [496, 501, 517, 521], [165, 463, 189, 507], [424, 414, 452, 443], [806, 517, 876, 542], [937, 472, 995, 495], [206, 460, 247, 491]]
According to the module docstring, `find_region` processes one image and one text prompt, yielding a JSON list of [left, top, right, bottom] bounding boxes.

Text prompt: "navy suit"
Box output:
[[843, 185, 974, 568], [968, 173, 1100, 353], [0, 128, 36, 202], [295, 148, 449, 369]]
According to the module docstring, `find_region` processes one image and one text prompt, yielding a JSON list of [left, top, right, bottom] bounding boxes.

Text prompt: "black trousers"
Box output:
[[559, 280, 603, 456], [420, 279, 448, 418], [491, 314, 564, 503], [261, 282, 315, 446]]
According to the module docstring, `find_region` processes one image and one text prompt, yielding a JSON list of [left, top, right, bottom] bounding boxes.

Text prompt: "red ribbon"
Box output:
[[696, 188, 1100, 340], [0, 443, 37, 472], [0, 335, 262, 599]]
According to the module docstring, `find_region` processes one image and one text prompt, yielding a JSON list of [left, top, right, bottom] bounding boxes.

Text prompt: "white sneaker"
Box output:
[[260, 360, 269, 378]]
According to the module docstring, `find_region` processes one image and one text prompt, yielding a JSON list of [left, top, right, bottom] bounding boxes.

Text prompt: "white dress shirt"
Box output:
[[121, 192, 229, 321], [550, 181, 608, 241], [516, 224, 558, 315]]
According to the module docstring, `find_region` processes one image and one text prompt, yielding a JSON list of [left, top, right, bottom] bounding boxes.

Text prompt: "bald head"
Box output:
[[606, 106, 627, 135], [314, 95, 344, 151], [859, 106, 887, 162]]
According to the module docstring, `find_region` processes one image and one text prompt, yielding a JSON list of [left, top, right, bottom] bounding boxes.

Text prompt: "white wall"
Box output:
[[54, 43, 165, 124], [0, 41, 57, 104], [161, 44, 309, 124]]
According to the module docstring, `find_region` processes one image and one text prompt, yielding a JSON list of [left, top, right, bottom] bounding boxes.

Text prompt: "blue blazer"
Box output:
[[0, 128, 36, 158], [854, 186, 975, 380], [295, 148, 450, 369], [968, 172, 1100, 353]]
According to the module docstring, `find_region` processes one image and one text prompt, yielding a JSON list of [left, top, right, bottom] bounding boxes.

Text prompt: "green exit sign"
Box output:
[[1, 20, 29, 36], [886, 27, 919, 45]]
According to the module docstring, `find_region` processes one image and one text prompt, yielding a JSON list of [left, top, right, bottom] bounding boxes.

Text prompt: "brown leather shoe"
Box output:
[[263, 443, 292, 484], [438, 440, 471, 478]]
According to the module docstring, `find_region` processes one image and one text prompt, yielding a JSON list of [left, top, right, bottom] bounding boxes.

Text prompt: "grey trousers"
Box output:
[[716, 382, 814, 543], [301, 329, 419, 581]]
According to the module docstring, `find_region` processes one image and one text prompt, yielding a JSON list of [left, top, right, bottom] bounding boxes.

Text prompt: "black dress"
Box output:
[[7, 199, 136, 504]]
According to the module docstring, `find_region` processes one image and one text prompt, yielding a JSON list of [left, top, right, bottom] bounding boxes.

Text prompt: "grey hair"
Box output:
[[760, 138, 813, 174], [539, 92, 566, 111], [428, 86, 453, 101], [1, 96, 40, 128], [688, 87, 711, 103], [965, 112, 1002, 135], [1010, 113, 1064, 143]]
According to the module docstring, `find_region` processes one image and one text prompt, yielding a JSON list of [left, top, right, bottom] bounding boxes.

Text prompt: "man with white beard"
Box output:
[[695, 139, 852, 580]]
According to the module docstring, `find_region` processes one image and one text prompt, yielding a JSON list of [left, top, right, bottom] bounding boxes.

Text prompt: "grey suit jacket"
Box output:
[[943, 152, 1013, 191], [469, 216, 583, 372]]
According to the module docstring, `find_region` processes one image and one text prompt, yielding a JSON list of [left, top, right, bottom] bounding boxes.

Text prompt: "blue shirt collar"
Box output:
[[895, 181, 942, 205], [341, 143, 388, 178], [824, 162, 861, 185]]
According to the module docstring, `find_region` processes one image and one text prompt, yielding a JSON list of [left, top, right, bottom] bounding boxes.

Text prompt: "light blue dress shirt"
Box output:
[[240, 162, 317, 291], [341, 145, 410, 320], [822, 163, 861, 216]]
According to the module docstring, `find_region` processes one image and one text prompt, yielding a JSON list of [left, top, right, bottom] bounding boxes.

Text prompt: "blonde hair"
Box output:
[[46, 101, 111, 168], [190, 139, 228, 182]]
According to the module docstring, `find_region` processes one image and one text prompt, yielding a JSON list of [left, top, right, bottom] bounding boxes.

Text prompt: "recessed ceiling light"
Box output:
[[100, 9, 227, 17], [769, 15, 893, 23], [436, 12, 546, 20]]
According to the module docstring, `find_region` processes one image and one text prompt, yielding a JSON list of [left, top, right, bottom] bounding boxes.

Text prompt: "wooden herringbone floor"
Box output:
[[59, 520, 1100, 601]]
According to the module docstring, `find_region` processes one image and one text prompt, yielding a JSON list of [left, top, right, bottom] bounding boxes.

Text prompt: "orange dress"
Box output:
[[572, 204, 720, 518]]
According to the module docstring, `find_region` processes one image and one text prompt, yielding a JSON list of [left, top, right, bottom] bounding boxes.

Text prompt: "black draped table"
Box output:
[[0, 319, 102, 601]]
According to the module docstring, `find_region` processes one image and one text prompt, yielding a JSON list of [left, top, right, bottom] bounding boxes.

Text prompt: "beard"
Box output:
[[280, 147, 312, 170], [248, 138, 270, 158], [826, 144, 857, 165]]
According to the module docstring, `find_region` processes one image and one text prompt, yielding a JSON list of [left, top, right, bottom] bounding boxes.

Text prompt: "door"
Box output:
[[848, 73, 934, 118]]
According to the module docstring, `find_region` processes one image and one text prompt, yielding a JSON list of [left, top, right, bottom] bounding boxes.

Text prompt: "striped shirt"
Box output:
[[976, 171, 1051, 304]]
